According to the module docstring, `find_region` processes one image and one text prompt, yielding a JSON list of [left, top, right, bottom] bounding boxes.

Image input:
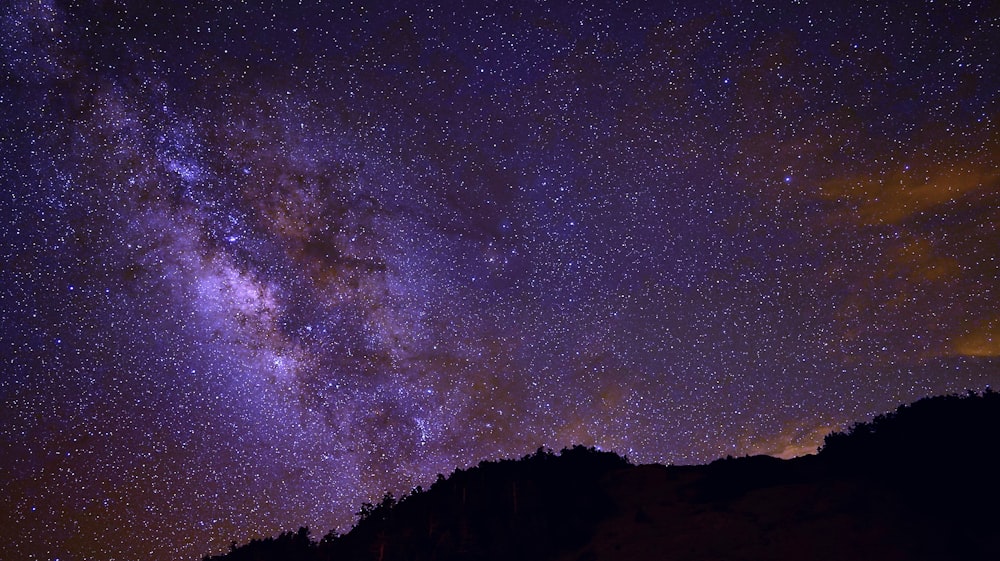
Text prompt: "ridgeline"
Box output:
[[204, 390, 1000, 561]]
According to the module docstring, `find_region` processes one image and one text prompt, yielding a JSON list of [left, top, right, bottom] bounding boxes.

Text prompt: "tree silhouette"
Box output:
[[205, 392, 1000, 561]]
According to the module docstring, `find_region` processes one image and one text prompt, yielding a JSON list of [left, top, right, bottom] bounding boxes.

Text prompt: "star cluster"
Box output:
[[1, 1, 998, 559]]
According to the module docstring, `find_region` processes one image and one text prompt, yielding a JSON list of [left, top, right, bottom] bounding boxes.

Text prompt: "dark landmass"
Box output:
[[204, 390, 1000, 561]]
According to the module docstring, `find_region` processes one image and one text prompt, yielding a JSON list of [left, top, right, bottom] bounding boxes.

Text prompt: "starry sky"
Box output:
[[1, 1, 998, 559]]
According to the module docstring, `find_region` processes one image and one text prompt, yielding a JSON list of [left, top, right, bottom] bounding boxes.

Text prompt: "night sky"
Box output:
[[1, 1, 998, 559]]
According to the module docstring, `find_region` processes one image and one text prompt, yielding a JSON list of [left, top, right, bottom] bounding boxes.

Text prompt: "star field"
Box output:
[[1, 1, 998, 560]]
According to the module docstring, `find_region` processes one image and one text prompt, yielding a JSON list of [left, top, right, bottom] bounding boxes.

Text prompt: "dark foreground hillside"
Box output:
[[205, 390, 1000, 561]]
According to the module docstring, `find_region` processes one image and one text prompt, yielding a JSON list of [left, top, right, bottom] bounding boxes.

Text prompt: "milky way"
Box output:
[[2, 1, 998, 559]]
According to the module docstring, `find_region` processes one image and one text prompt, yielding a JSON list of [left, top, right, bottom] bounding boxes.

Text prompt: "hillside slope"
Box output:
[[205, 390, 1000, 561]]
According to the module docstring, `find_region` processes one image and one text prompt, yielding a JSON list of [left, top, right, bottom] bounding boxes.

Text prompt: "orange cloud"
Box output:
[[821, 164, 998, 226], [744, 420, 843, 459], [953, 316, 1000, 357], [887, 238, 960, 283]]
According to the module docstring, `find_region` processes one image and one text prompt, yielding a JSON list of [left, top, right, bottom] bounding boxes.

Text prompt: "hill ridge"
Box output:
[[204, 390, 1000, 561]]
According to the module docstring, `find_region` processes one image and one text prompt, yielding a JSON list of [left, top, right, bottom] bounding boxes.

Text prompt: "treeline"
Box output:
[[205, 389, 1000, 561], [819, 388, 1000, 470], [204, 445, 630, 561]]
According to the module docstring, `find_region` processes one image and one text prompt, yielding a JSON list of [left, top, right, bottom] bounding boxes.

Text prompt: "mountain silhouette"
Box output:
[[203, 389, 1000, 561]]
